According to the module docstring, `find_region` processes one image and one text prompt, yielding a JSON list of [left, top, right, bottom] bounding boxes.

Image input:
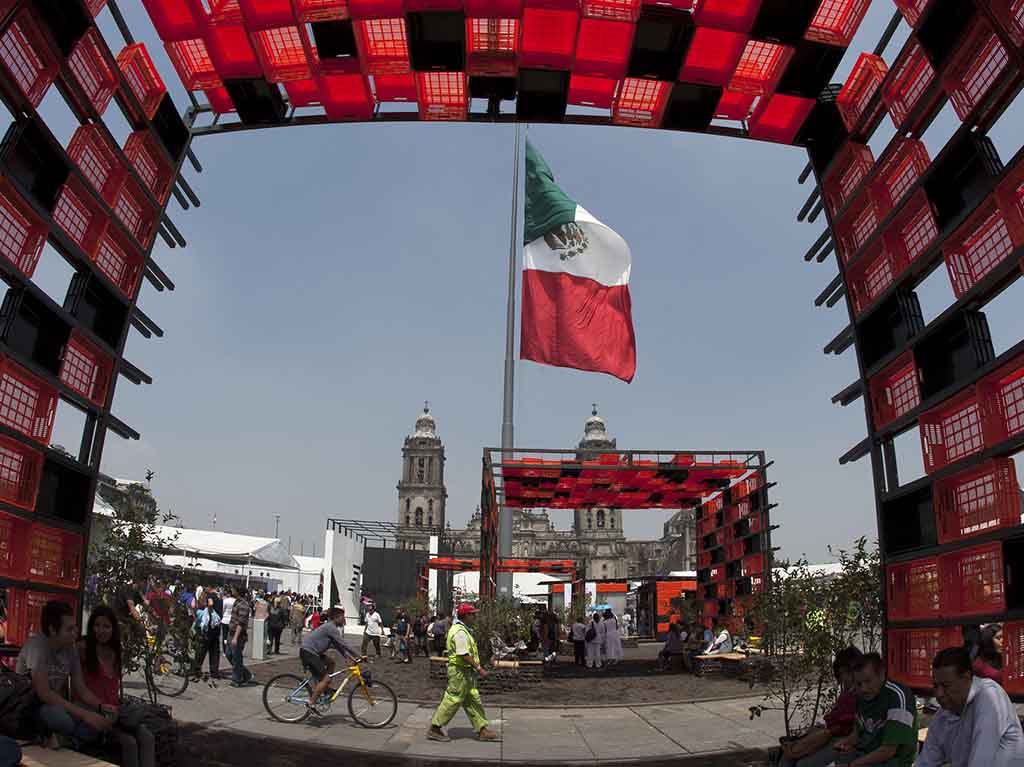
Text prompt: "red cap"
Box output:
[[457, 603, 479, 618]]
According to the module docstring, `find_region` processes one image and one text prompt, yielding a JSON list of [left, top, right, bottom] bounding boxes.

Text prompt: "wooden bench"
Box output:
[[22, 745, 115, 766], [693, 652, 748, 677]]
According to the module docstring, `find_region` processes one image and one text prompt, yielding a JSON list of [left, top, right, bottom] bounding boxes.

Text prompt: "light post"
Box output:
[[274, 514, 281, 539]]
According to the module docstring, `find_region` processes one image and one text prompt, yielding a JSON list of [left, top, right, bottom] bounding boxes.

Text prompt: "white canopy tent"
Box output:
[[153, 525, 300, 570]]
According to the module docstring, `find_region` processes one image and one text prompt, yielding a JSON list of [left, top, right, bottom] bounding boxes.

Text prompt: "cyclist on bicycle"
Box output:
[[300, 607, 359, 711]]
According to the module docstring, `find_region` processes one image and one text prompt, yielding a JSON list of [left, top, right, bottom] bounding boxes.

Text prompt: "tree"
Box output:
[[826, 537, 883, 655], [88, 482, 191, 703]]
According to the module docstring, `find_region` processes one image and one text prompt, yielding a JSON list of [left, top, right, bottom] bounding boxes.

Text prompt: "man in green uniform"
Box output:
[[427, 603, 500, 742], [834, 652, 917, 767]]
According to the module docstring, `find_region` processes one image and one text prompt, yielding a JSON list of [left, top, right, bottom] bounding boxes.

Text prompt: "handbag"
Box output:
[[584, 625, 597, 643], [0, 672, 38, 740]]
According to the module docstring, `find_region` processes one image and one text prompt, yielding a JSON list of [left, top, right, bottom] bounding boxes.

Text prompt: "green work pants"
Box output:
[[430, 666, 489, 732]]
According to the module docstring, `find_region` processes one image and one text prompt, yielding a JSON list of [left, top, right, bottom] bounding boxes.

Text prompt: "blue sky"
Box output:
[[23, 3, 1024, 562]]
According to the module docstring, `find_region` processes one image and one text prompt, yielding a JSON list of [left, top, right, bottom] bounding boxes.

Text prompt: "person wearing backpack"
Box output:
[[585, 612, 603, 669], [193, 594, 222, 680], [431, 613, 448, 657]]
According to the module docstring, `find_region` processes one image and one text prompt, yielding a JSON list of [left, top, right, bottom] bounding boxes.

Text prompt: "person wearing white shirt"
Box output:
[[602, 609, 623, 665], [704, 621, 733, 655], [918, 646, 1023, 767], [361, 604, 384, 657], [221, 592, 235, 653], [585, 613, 603, 669]]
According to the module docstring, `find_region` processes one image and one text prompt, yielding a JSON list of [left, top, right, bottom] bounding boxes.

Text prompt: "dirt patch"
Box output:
[[248, 644, 763, 707]]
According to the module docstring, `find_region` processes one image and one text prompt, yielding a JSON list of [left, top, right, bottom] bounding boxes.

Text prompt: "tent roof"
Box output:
[[154, 525, 299, 569], [293, 556, 324, 573]]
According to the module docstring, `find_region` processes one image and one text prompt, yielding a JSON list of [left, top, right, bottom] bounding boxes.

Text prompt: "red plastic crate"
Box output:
[[574, 18, 632, 79], [678, 28, 746, 88], [886, 557, 940, 621], [67, 125, 126, 207], [417, 71, 467, 121], [54, 178, 109, 258], [868, 138, 930, 211], [920, 389, 985, 473], [6, 590, 79, 646], [520, 7, 579, 70], [834, 189, 888, 264], [748, 512, 766, 535], [821, 141, 875, 216], [116, 44, 167, 120], [465, 0, 522, 15], [113, 176, 157, 250], [67, 29, 118, 117], [692, 0, 759, 33], [727, 541, 744, 562], [882, 189, 938, 270], [239, 0, 296, 29], [0, 511, 29, 580], [741, 553, 764, 578], [710, 564, 725, 583], [944, 196, 1016, 298], [715, 88, 754, 120], [318, 73, 373, 119], [283, 78, 322, 105], [868, 352, 920, 429], [348, 0, 403, 17], [728, 39, 791, 96], [987, 0, 1024, 47], [888, 627, 961, 688], [124, 130, 173, 204], [0, 9, 59, 107], [1006, 622, 1024, 695], [0, 177, 46, 278], [837, 53, 887, 133], [356, 18, 410, 75], [978, 351, 1024, 447], [934, 458, 1021, 544], [0, 437, 41, 511], [702, 599, 719, 618], [568, 73, 617, 108], [847, 240, 903, 317], [882, 40, 937, 131], [804, 0, 870, 47], [939, 542, 1005, 617], [748, 93, 814, 144], [210, 0, 243, 23], [467, 18, 519, 77], [94, 226, 145, 299], [253, 26, 312, 82], [60, 329, 113, 406], [698, 514, 717, 537], [206, 22, 263, 79], [0, 355, 57, 445], [204, 86, 235, 112], [372, 73, 415, 101], [581, 0, 639, 21], [996, 155, 1024, 248], [698, 550, 711, 568], [612, 77, 669, 127], [28, 524, 82, 589], [892, 0, 932, 27], [141, 0, 206, 41], [295, 0, 350, 22], [942, 18, 1011, 123], [166, 38, 222, 91]]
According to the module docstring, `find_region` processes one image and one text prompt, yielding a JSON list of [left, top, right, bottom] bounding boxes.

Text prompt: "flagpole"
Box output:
[[498, 123, 522, 601]]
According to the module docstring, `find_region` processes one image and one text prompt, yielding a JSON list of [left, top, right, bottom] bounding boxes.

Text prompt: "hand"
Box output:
[[82, 711, 112, 732], [477, 668, 489, 679]]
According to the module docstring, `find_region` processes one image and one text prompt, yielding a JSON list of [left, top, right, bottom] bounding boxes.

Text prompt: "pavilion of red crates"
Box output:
[[0, 0, 1021, 701]]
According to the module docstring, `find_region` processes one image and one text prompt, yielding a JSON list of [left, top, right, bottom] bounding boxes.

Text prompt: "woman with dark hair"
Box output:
[[79, 606, 156, 767]]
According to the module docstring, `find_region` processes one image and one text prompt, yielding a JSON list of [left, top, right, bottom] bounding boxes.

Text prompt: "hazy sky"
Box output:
[[26, 4, 1024, 562]]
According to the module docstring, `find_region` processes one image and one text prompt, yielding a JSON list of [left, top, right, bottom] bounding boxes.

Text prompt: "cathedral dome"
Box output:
[[580, 405, 613, 447], [413, 403, 438, 439]]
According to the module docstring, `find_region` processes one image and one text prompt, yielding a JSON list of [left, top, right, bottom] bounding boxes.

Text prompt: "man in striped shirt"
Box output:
[[834, 652, 917, 767]]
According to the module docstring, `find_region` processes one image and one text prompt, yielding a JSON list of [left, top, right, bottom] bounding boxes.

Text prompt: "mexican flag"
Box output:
[[520, 140, 636, 383]]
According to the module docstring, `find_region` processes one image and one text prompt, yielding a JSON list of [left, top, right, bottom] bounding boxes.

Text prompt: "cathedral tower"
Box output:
[[396, 403, 446, 550]]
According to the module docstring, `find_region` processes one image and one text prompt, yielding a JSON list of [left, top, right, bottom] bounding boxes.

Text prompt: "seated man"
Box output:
[[704, 620, 733, 655], [917, 646, 1023, 767], [300, 607, 360, 713], [779, 647, 862, 767], [657, 623, 683, 671], [834, 652, 916, 767], [16, 601, 113, 747]]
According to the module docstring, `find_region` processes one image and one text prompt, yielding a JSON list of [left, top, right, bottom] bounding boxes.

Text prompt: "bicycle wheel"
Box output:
[[348, 678, 397, 728], [151, 654, 189, 698], [263, 674, 312, 723]]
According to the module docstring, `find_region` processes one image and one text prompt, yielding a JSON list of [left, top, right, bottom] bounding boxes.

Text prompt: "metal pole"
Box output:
[[274, 514, 281, 539], [498, 123, 522, 600]]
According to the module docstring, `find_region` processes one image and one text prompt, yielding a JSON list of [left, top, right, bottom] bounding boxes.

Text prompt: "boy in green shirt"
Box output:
[[835, 652, 917, 767]]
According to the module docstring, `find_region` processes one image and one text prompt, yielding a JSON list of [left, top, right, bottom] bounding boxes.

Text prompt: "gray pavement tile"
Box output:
[[500, 711, 596, 762], [571, 708, 684, 760]]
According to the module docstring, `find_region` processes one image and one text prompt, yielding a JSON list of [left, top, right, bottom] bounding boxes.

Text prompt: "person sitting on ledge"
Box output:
[[657, 622, 683, 671], [917, 646, 1023, 767], [834, 652, 917, 767], [778, 646, 862, 767]]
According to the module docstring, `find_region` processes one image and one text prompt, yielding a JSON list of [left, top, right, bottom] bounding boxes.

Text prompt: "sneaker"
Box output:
[[477, 727, 501, 742], [426, 725, 450, 742]]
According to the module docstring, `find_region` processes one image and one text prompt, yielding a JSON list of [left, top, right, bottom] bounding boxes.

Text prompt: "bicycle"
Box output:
[[144, 630, 190, 698], [262, 656, 397, 728]]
